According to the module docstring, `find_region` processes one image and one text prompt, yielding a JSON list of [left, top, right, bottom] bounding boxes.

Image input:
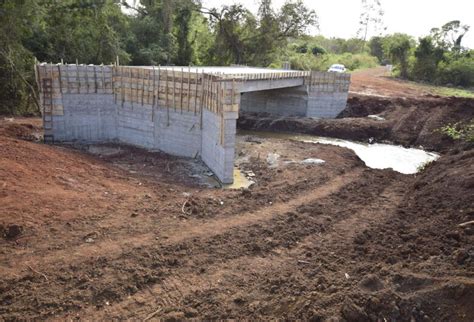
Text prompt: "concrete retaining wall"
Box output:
[[154, 109, 201, 158], [240, 85, 308, 116], [306, 72, 351, 118], [53, 94, 117, 142], [37, 64, 238, 183], [307, 92, 349, 118], [240, 72, 351, 118], [37, 64, 350, 184]]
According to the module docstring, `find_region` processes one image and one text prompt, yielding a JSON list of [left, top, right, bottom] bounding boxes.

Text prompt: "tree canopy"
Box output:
[[0, 0, 473, 115]]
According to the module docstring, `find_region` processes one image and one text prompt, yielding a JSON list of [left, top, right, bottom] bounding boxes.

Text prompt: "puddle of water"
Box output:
[[367, 114, 385, 121], [201, 168, 254, 189], [239, 130, 439, 174], [87, 145, 122, 156], [301, 158, 326, 165], [223, 168, 255, 189]]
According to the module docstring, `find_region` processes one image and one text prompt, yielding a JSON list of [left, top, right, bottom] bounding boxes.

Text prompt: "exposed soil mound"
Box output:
[[238, 112, 390, 142], [0, 121, 42, 141], [349, 149, 474, 320], [339, 95, 393, 118]]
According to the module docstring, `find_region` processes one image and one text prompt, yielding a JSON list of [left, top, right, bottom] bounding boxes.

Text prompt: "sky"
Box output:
[[200, 0, 474, 48]]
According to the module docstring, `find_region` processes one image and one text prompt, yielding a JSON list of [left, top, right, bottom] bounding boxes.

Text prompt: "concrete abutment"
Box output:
[[37, 65, 349, 183]]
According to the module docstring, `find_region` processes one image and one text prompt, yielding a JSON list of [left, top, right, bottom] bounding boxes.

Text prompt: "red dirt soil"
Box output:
[[1, 70, 473, 320], [350, 66, 436, 98]]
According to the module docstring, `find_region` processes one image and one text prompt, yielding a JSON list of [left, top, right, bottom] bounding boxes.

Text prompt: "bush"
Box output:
[[436, 56, 474, 87], [311, 45, 326, 56], [410, 36, 444, 82], [440, 121, 474, 142]]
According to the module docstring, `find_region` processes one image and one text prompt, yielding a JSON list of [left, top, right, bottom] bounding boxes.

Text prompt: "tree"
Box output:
[[430, 20, 470, 52], [356, 0, 385, 46], [202, 0, 317, 66], [311, 45, 326, 56], [124, 0, 197, 65], [202, 4, 256, 65], [0, 0, 42, 115], [26, 0, 129, 64], [411, 36, 444, 81], [369, 36, 385, 63], [383, 33, 413, 78]]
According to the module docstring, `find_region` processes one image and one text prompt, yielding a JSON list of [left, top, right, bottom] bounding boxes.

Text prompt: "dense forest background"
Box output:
[[0, 0, 473, 115]]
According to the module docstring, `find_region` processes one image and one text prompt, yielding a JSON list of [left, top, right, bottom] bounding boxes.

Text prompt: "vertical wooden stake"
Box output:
[[180, 67, 184, 113], [194, 68, 198, 115], [57, 64, 62, 94], [152, 66, 156, 121], [220, 82, 225, 145], [76, 61, 80, 94], [85, 65, 90, 94], [129, 67, 134, 108], [165, 69, 169, 109], [231, 78, 235, 107], [187, 66, 191, 112], [147, 67, 151, 105], [93, 65, 98, 93], [172, 69, 176, 112], [217, 75, 220, 114], [165, 69, 170, 126], [157, 66, 161, 107], [101, 65, 105, 93], [209, 74, 213, 112], [121, 66, 125, 107], [199, 72, 205, 129], [141, 68, 145, 106]]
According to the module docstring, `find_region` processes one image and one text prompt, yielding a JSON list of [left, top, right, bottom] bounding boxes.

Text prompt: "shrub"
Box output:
[[311, 45, 326, 56], [440, 121, 474, 142], [436, 56, 474, 87]]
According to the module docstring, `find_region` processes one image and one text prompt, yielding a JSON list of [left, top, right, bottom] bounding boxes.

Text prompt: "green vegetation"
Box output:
[[372, 21, 474, 88], [440, 121, 474, 143], [0, 0, 473, 115]]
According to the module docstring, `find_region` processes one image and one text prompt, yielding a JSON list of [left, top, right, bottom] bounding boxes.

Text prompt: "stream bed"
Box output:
[[239, 131, 439, 174]]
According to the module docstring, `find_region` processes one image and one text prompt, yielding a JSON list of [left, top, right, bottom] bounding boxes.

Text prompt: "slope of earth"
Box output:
[[239, 95, 474, 152], [1, 94, 473, 321]]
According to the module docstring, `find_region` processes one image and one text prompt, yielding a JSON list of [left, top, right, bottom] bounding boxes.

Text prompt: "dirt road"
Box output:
[[1, 69, 473, 321], [350, 66, 441, 98]]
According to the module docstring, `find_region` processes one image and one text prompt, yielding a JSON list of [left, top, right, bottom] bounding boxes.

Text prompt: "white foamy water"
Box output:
[[303, 137, 439, 174]]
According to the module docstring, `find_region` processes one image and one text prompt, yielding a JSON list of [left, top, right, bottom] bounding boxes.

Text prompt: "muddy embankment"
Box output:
[[0, 94, 473, 320], [237, 95, 474, 321], [238, 95, 474, 153]]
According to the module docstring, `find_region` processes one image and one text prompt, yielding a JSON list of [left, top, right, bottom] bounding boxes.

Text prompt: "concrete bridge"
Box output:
[[37, 64, 350, 184]]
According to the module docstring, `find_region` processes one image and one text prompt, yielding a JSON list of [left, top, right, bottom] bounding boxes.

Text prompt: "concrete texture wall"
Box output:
[[306, 92, 349, 118], [37, 64, 349, 184], [201, 109, 237, 184], [117, 102, 154, 149], [305, 72, 351, 118], [240, 78, 304, 92], [240, 86, 308, 116], [154, 109, 201, 158], [240, 72, 350, 118], [53, 94, 117, 142]]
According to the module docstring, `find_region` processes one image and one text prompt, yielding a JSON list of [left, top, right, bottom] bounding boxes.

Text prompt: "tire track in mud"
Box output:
[[0, 169, 363, 319], [0, 169, 358, 277], [58, 170, 409, 320]]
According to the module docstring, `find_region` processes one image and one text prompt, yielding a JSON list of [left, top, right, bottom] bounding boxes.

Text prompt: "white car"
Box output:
[[327, 64, 347, 73]]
